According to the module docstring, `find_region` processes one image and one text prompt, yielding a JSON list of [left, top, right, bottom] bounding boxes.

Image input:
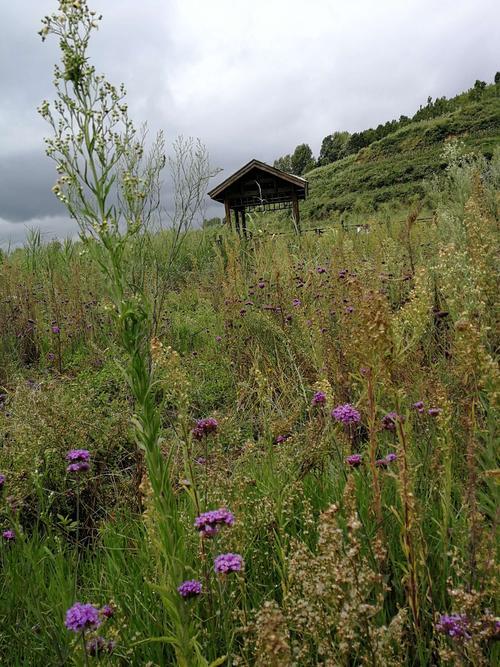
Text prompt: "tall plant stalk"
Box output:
[[39, 3, 208, 664]]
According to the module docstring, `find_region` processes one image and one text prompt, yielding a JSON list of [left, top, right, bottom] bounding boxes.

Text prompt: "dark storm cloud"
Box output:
[[1, 0, 499, 245]]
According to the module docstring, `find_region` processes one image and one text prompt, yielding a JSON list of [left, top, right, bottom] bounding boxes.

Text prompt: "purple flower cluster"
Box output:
[[311, 391, 326, 406], [346, 454, 362, 467], [66, 449, 90, 474], [195, 508, 235, 537], [381, 411, 400, 431], [2, 529, 15, 541], [214, 552, 244, 574], [332, 404, 361, 424], [177, 579, 202, 598], [376, 452, 397, 468], [436, 614, 470, 640], [86, 637, 116, 657], [275, 434, 290, 444], [100, 604, 114, 619], [413, 401, 441, 417], [0, 473, 5, 489], [65, 602, 101, 633], [192, 417, 218, 440]]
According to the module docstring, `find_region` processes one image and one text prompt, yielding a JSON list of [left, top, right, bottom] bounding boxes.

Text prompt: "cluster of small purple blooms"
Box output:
[[376, 452, 397, 468], [192, 417, 218, 440], [66, 449, 90, 474], [177, 579, 202, 599], [195, 508, 235, 538], [345, 452, 397, 468], [214, 552, 244, 574], [331, 403, 361, 424], [311, 391, 326, 406], [178, 507, 243, 599], [275, 434, 290, 444], [346, 454, 363, 467], [65, 602, 115, 654], [435, 614, 471, 640], [381, 411, 403, 431], [413, 401, 441, 417]]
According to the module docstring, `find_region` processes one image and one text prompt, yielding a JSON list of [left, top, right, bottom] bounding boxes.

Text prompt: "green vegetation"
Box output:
[[275, 80, 500, 217], [0, 2, 498, 665]]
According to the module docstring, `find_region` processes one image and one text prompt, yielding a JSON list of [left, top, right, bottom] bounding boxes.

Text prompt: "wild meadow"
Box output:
[[0, 2, 499, 666]]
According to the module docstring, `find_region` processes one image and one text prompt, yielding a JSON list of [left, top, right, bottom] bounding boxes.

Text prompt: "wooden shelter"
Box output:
[[208, 159, 308, 235]]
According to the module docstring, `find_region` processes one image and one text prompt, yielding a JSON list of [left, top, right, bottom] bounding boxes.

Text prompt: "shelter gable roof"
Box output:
[[208, 159, 308, 201]]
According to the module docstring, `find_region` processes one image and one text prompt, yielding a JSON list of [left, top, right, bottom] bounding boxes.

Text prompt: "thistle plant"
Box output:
[[39, 2, 209, 664]]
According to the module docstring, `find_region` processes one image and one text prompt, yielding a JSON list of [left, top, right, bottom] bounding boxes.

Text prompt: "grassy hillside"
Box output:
[[303, 85, 500, 219], [0, 141, 499, 666]]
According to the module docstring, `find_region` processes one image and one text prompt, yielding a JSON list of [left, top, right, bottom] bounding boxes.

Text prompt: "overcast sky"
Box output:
[[1, 0, 498, 247]]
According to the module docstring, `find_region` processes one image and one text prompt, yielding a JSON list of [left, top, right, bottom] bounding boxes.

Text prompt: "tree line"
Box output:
[[274, 75, 500, 175]]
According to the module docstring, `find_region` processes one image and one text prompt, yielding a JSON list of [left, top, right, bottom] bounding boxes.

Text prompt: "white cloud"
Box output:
[[1, 0, 498, 240]]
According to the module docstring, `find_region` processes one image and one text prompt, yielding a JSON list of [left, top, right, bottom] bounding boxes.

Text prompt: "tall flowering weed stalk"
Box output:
[[39, 3, 208, 664]]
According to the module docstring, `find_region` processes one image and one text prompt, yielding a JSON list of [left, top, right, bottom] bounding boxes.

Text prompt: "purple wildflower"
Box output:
[[177, 580, 202, 598], [331, 404, 361, 424], [292, 298, 301, 307], [51, 325, 60, 334], [66, 462, 90, 474], [428, 407, 441, 417], [195, 456, 207, 465], [215, 336, 222, 343], [436, 614, 470, 640], [345, 306, 354, 313], [258, 282, 265, 289], [381, 411, 400, 431], [100, 604, 114, 619], [376, 452, 397, 468], [86, 637, 116, 657], [66, 449, 90, 463], [65, 602, 101, 633], [214, 553, 244, 574], [346, 454, 362, 467], [192, 417, 218, 440], [317, 267, 326, 274], [311, 391, 326, 406], [195, 508, 235, 537], [2, 529, 15, 541], [0, 474, 5, 489], [412, 401, 425, 414], [275, 434, 289, 444]]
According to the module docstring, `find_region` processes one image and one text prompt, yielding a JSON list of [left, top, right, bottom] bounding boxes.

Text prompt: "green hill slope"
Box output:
[[302, 86, 500, 219]]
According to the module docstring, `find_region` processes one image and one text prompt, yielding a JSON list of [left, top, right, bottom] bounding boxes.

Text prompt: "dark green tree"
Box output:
[[273, 154, 293, 173], [318, 131, 350, 165], [290, 143, 315, 175]]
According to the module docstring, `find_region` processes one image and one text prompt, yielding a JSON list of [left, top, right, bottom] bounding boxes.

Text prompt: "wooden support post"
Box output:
[[234, 209, 240, 235], [241, 208, 247, 239], [291, 190, 301, 234], [224, 198, 232, 230]]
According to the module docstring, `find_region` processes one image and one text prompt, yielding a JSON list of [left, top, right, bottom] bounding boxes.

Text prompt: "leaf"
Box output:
[[208, 656, 228, 667]]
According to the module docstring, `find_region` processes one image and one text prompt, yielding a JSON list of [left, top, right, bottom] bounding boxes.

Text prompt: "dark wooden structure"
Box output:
[[208, 159, 308, 235]]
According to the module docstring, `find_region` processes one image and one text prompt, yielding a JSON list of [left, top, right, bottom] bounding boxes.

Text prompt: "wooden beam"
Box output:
[[234, 209, 240, 235], [224, 197, 232, 230], [241, 208, 247, 239], [291, 190, 301, 234]]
